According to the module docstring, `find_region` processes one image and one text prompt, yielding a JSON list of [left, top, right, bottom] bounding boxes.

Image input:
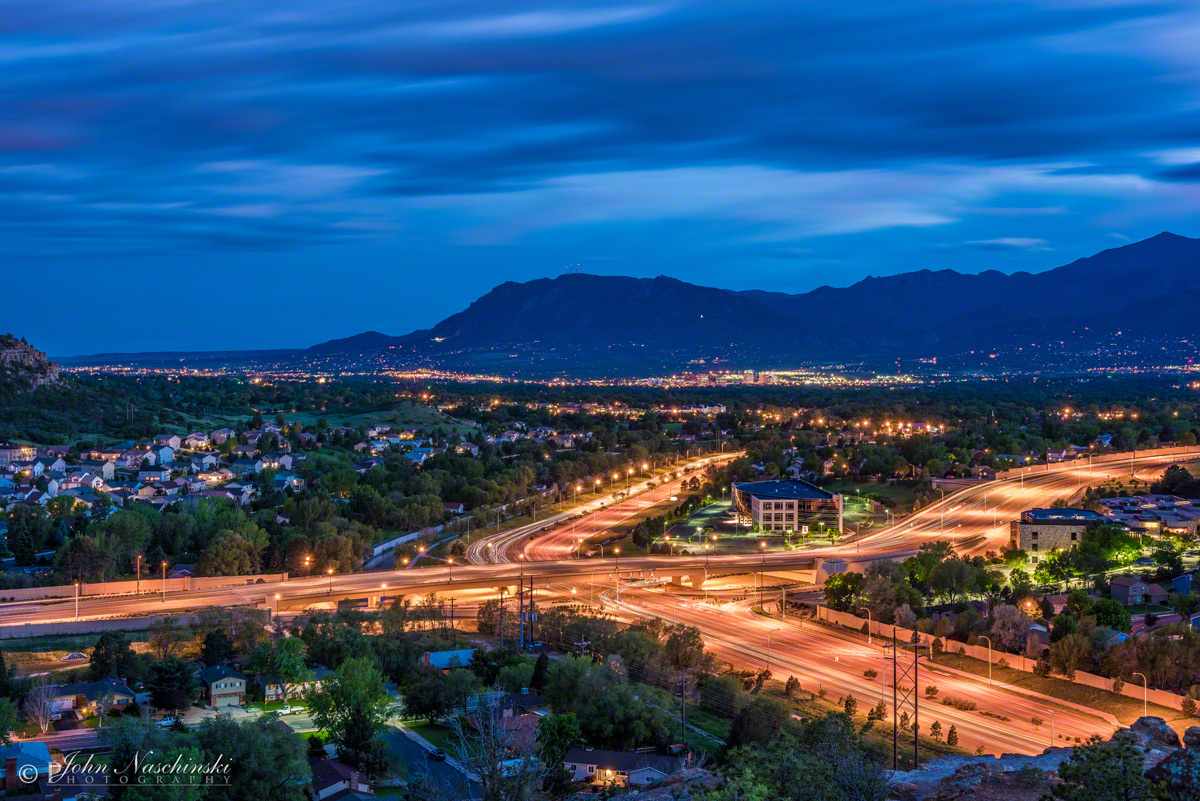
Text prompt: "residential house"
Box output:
[[309, 758, 373, 801], [79, 459, 116, 481], [168, 563, 196, 579], [0, 742, 55, 792], [454, 442, 480, 457], [0, 442, 36, 465], [184, 432, 210, 450], [231, 444, 258, 459], [366, 424, 391, 438], [274, 471, 305, 492], [119, 449, 154, 469], [61, 472, 103, 491], [153, 434, 182, 451], [51, 678, 136, 715], [259, 667, 331, 702], [443, 502, 465, 515], [198, 467, 234, 486], [149, 445, 175, 465], [138, 465, 171, 483], [1110, 575, 1169, 606], [190, 453, 220, 471], [562, 748, 685, 788], [209, 428, 235, 445], [199, 665, 247, 707], [231, 458, 264, 478], [34, 456, 67, 475]]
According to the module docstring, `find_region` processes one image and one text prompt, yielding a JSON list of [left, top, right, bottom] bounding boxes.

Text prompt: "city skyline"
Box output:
[[6, 1, 1200, 354]]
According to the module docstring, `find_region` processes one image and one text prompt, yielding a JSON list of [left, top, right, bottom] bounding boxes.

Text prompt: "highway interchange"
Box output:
[[3, 449, 1191, 757]]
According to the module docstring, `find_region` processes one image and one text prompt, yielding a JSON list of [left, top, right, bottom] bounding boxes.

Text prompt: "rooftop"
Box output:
[[1021, 508, 1109, 524], [733, 478, 835, 500]]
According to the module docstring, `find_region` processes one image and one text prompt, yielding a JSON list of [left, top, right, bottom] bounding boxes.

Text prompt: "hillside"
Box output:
[[305, 232, 1200, 371], [0, 335, 62, 391]]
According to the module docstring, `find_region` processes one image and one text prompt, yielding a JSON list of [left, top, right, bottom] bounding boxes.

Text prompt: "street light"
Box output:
[[758, 541, 767, 607], [614, 547, 620, 572], [74, 582, 79, 621], [447, 557, 454, 581], [135, 554, 141, 595], [766, 627, 781, 671], [1133, 672, 1148, 718], [161, 561, 167, 603], [979, 635, 993, 685], [857, 607, 873, 646], [327, 567, 334, 593]]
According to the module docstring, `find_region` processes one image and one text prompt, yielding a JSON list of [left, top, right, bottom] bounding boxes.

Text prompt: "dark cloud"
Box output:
[[5, 0, 1200, 352]]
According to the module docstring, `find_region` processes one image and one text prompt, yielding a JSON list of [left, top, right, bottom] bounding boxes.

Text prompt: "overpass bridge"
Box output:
[[261, 554, 833, 613]]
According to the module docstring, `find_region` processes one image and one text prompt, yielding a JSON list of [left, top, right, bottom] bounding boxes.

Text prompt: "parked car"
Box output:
[[156, 716, 180, 728], [427, 749, 447, 762], [62, 652, 88, 661], [1134, 557, 1156, 566], [279, 704, 292, 714]]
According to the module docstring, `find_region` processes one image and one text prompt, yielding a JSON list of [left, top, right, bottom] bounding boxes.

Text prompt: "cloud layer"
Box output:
[[5, 0, 1200, 352]]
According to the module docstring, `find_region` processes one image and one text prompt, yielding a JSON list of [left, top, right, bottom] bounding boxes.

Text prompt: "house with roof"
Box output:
[[274, 471, 305, 492], [138, 465, 171, 483], [0, 442, 36, 465], [199, 665, 247, 707], [153, 434, 182, 451], [231, 444, 258, 459], [1110, 575, 1169, 606], [231, 458, 264, 478], [209, 428, 235, 445], [184, 432, 210, 450], [119, 449, 153, 469], [309, 757, 373, 801], [79, 459, 116, 481], [51, 678, 136, 715], [149, 445, 175, 464], [258, 666, 332, 703], [562, 748, 685, 788], [419, 649, 474, 670], [0, 742, 55, 792], [198, 467, 234, 486]]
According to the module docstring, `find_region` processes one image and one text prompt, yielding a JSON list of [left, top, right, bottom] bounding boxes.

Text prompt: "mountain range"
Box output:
[[303, 232, 1200, 373]]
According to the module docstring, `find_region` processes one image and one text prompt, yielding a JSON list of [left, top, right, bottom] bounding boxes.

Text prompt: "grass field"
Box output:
[[405, 721, 459, 752]]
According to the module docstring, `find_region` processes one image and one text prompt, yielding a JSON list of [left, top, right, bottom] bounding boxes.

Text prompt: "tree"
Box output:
[[530, 651, 550, 692], [148, 616, 187, 660], [946, 724, 959, 746], [843, 694, 858, 717], [246, 637, 310, 702], [192, 714, 312, 801], [404, 673, 451, 724], [823, 572, 866, 611], [0, 698, 17, 746], [578, 683, 671, 750], [89, 630, 136, 680], [448, 697, 548, 801], [538, 713, 582, 798], [24, 676, 56, 735], [930, 720, 943, 741], [1050, 731, 1153, 801], [200, 629, 235, 666], [1048, 632, 1093, 680], [149, 657, 200, 715], [1093, 599, 1134, 633], [989, 604, 1034, 653], [305, 656, 391, 769], [727, 695, 789, 749]]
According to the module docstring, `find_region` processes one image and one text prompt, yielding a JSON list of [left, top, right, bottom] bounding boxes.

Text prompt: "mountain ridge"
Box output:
[[305, 231, 1200, 369]]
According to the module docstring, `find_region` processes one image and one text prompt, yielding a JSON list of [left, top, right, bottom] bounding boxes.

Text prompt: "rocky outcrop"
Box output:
[[888, 717, 1199, 800], [0, 334, 61, 391]]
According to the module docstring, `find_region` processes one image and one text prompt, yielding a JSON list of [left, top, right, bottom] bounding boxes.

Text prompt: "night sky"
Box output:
[[5, 1, 1200, 355]]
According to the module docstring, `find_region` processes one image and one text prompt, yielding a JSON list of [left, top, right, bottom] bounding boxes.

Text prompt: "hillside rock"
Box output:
[[0, 334, 61, 391]]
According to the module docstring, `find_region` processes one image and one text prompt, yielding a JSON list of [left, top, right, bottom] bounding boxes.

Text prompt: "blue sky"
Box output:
[[5, 0, 1200, 355]]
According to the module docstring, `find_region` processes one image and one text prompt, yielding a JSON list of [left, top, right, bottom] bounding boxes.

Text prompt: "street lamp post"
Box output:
[[327, 568, 334, 593], [74, 582, 79, 621], [135, 554, 141, 595], [161, 561, 167, 603], [858, 607, 873, 646], [979, 636, 993, 685], [766, 627, 781, 671], [1133, 672, 1148, 718], [758, 541, 767, 607]]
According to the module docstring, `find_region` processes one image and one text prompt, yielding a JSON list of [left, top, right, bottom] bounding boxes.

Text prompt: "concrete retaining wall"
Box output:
[[815, 605, 1185, 712], [0, 573, 288, 602]]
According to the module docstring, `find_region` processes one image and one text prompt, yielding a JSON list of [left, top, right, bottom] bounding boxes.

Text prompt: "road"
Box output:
[[465, 452, 739, 564]]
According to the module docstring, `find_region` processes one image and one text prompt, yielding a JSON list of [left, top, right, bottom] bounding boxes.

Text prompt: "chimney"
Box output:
[[3, 757, 16, 790]]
